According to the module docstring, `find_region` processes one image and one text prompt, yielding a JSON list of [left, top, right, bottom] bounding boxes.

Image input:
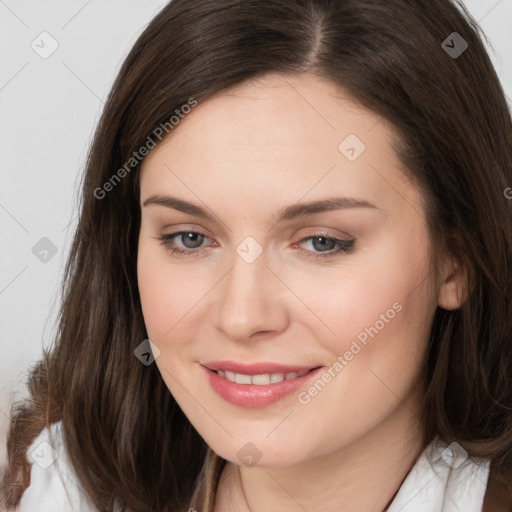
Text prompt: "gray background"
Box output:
[[1, 0, 511, 467]]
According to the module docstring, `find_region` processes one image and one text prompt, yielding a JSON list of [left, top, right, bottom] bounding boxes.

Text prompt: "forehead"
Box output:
[[157, 73, 390, 155], [139, 73, 423, 221]]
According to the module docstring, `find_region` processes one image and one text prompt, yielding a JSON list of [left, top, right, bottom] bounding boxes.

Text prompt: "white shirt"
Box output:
[[15, 421, 490, 512]]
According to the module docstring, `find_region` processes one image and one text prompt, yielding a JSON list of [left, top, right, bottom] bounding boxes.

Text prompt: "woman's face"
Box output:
[[137, 73, 450, 467]]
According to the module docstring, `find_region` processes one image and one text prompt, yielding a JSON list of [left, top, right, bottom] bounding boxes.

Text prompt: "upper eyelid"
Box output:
[[160, 222, 354, 238]]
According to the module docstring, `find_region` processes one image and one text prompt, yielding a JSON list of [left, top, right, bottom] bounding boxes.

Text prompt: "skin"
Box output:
[[137, 73, 466, 512]]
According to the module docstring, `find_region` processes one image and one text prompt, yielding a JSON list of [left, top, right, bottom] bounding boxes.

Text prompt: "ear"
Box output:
[[437, 253, 469, 311]]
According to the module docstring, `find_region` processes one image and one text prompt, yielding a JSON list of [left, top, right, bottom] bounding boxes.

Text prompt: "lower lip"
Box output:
[[201, 365, 325, 408]]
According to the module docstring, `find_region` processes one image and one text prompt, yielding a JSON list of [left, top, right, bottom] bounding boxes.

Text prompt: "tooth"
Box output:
[[216, 369, 312, 385], [251, 373, 271, 385], [235, 373, 252, 384]]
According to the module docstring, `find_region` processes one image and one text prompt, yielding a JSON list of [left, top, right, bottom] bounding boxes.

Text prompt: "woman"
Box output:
[[2, 0, 511, 510]]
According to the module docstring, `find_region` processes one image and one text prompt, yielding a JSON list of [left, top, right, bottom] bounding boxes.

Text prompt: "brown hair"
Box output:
[[2, 0, 512, 510]]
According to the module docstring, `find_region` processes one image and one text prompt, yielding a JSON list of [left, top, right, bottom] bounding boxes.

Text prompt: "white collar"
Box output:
[[387, 436, 490, 512]]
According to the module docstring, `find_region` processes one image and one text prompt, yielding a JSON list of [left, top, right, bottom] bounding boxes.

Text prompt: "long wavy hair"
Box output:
[[2, 0, 512, 510]]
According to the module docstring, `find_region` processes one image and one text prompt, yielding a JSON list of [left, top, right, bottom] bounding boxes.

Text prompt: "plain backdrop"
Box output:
[[1, 0, 511, 468]]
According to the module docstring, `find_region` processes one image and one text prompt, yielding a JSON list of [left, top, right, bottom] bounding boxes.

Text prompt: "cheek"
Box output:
[[293, 233, 435, 366], [290, 252, 434, 449], [137, 240, 200, 342]]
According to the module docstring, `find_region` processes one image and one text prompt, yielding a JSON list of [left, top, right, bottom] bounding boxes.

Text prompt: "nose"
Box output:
[[214, 243, 289, 342]]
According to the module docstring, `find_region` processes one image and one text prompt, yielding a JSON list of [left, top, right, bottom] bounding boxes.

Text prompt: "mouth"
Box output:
[[200, 361, 325, 408]]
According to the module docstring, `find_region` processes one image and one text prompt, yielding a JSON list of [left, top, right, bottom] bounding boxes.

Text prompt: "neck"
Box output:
[[215, 396, 424, 512]]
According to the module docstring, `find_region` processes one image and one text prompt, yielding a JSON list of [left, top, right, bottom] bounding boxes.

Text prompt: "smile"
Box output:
[[200, 363, 324, 408]]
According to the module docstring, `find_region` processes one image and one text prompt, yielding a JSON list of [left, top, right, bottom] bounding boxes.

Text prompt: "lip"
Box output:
[[200, 363, 324, 408], [201, 360, 320, 375]]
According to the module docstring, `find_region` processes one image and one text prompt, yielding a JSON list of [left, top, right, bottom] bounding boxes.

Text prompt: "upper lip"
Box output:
[[201, 360, 322, 375]]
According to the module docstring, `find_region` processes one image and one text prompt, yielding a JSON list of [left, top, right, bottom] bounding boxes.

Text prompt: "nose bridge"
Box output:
[[214, 238, 286, 340], [223, 241, 270, 313]]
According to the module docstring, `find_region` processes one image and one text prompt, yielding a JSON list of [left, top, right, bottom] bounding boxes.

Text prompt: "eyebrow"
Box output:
[[143, 194, 380, 223]]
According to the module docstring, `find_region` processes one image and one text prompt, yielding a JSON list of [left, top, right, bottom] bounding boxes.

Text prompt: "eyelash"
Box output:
[[157, 231, 355, 259]]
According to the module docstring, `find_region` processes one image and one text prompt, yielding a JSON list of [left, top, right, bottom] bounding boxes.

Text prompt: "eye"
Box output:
[[158, 231, 213, 257], [294, 235, 355, 259]]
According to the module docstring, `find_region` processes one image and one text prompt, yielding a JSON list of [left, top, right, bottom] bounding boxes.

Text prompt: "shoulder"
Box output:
[[14, 421, 98, 512], [388, 436, 491, 512]]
